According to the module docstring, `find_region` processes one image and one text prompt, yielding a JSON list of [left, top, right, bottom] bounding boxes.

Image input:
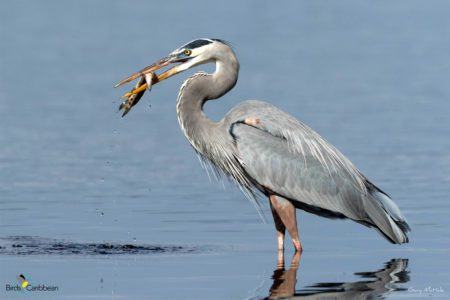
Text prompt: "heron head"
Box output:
[[115, 38, 228, 90]]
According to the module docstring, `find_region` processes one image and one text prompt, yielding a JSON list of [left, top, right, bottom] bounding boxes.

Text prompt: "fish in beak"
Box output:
[[117, 76, 147, 117], [114, 53, 193, 116]]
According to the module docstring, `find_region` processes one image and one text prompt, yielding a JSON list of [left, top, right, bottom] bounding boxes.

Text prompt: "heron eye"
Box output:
[[184, 49, 191, 56]]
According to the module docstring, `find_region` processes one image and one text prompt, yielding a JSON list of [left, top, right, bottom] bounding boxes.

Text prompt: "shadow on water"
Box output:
[[263, 252, 409, 299], [0, 236, 203, 255]]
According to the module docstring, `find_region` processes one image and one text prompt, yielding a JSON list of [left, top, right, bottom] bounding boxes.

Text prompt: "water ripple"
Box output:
[[0, 236, 202, 256]]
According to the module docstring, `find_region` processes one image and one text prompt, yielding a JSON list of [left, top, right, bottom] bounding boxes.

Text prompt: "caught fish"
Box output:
[[118, 72, 155, 117]]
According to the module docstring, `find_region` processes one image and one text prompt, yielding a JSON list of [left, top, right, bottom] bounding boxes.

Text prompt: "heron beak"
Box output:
[[114, 55, 189, 98], [114, 56, 171, 88]]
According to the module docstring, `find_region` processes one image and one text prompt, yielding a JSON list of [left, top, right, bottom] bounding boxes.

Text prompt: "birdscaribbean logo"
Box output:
[[16, 274, 29, 293], [5, 274, 59, 294]]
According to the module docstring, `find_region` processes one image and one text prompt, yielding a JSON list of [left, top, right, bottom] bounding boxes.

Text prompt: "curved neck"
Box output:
[[176, 54, 239, 153]]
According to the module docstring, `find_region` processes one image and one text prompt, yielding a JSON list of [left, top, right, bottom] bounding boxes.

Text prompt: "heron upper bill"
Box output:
[[114, 57, 172, 88]]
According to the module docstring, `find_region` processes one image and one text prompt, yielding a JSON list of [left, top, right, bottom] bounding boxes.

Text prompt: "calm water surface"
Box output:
[[1, 1, 449, 299]]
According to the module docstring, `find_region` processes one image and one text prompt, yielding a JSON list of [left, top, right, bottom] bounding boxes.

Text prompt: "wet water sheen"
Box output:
[[1, 1, 450, 299], [0, 236, 202, 256]]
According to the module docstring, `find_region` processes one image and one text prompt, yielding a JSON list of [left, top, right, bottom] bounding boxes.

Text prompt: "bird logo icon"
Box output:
[[16, 274, 29, 291]]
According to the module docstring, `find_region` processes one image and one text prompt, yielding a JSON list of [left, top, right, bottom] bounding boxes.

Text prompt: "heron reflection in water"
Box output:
[[264, 253, 409, 299], [115, 38, 410, 252]]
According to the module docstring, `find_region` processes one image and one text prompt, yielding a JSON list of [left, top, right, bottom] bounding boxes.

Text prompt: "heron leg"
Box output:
[[270, 197, 286, 250], [269, 195, 302, 252]]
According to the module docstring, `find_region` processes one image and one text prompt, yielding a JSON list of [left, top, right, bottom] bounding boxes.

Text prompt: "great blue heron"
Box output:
[[115, 38, 410, 252]]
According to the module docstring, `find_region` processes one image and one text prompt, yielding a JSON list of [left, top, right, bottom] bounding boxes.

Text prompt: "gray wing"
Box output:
[[226, 100, 366, 220], [224, 100, 409, 243]]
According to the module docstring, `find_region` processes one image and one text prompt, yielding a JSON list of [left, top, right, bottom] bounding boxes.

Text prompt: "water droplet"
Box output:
[[100, 212, 104, 216]]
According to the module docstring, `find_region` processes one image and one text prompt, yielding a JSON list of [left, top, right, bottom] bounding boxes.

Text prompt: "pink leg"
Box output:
[[269, 195, 302, 252], [270, 199, 286, 250]]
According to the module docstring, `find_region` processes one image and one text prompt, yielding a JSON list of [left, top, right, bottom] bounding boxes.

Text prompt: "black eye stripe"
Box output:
[[183, 39, 213, 49], [177, 38, 229, 55]]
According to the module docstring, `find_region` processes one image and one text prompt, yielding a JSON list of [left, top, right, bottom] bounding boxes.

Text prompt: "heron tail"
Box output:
[[363, 185, 410, 244]]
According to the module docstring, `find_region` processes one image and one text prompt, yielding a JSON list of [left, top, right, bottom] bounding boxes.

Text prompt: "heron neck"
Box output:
[[176, 56, 239, 154]]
